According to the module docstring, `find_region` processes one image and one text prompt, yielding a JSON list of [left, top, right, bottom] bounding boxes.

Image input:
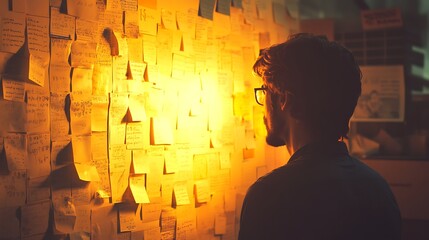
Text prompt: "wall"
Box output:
[[0, 0, 290, 239], [298, 0, 429, 90]]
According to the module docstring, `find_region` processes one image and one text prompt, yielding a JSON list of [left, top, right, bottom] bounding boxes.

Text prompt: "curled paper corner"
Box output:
[[95, 190, 110, 199], [102, 27, 119, 56], [73, 163, 100, 182]]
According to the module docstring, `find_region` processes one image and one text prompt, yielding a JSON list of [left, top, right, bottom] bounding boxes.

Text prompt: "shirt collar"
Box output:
[[287, 141, 350, 164]]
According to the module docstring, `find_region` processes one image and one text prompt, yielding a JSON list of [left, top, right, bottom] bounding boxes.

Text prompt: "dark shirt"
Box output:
[[239, 141, 401, 240]]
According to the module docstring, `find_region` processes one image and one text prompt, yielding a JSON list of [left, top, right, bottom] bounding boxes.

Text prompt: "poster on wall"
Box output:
[[352, 65, 405, 122], [360, 8, 403, 31]]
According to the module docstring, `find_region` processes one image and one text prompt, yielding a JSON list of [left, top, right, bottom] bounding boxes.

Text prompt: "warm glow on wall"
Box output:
[[0, 0, 291, 238]]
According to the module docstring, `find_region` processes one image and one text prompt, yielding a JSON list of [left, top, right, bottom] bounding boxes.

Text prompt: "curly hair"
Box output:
[[253, 33, 362, 140]]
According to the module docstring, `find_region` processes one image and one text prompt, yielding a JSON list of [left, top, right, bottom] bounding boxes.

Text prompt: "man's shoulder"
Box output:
[[247, 163, 300, 195], [255, 157, 316, 183], [250, 156, 391, 192], [241, 164, 299, 216]]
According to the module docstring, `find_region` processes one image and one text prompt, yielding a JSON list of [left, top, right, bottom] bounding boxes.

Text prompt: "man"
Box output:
[[239, 33, 401, 240]]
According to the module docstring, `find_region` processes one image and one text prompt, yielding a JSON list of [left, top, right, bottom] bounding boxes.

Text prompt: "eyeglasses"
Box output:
[[254, 85, 267, 106]]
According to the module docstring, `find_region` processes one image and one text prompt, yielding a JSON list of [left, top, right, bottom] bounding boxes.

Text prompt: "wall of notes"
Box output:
[[0, 0, 291, 239]]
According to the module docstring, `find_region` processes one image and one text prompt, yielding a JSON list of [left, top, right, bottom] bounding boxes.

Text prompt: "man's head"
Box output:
[[253, 33, 362, 146]]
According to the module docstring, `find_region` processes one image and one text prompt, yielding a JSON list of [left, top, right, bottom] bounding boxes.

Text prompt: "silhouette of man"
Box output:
[[239, 33, 401, 240]]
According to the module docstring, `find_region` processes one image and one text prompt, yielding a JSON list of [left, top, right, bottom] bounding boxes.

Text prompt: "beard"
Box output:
[[264, 115, 286, 147], [263, 91, 287, 147]]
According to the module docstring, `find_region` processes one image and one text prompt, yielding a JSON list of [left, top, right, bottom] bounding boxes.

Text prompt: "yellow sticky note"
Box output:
[[175, 211, 197, 239], [26, 89, 50, 133], [219, 149, 231, 169], [74, 163, 100, 182], [0, 170, 27, 208], [109, 93, 129, 126], [143, 227, 161, 240], [214, 214, 227, 235], [138, 7, 159, 36], [26, 15, 50, 54], [71, 67, 93, 94], [118, 203, 141, 232], [160, 208, 176, 232], [110, 169, 131, 204], [50, 93, 70, 141], [91, 95, 109, 132], [146, 154, 164, 198], [161, 175, 175, 205], [53, 198, 77, 234], [172, 52, 194, 80], [4, 133, 27, 171], [73, 204, 90, 233], [173, 182, 190, 206], [66, 0, 98, 21], [70, 40, 97, 68], [142, 34, 157, 64], [26, 133, 50, 178], [141, 197, 162, 222], [2, 79, 25, 102], [109, 124, 126, 145], [129, 174, 150, 204], [0, 12, 26, 54], [72, 135, 91, 165], [90, 205, 118, 239], [128, 94, 147, 122], [151, 117, 174, 145], [21, 200, 50, 238], [132, 150, 151, 174], [126, 122, 149, 150], [176, 8, 197, 34], [125, 10, 139, 38], [75, 18, 98, 42], [28, 52, 49, 87], [161, 8, 176, 30], [129, 61, 146, 81], [50, 7, 75, 39], [194, 179, 210, 203], [70, 93, 92, 136], [164, 150, 177, 174]]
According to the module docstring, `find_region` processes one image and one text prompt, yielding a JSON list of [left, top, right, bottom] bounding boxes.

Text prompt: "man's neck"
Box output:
[[286, 137, 309, 156], [285, 122, 317, 156]]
